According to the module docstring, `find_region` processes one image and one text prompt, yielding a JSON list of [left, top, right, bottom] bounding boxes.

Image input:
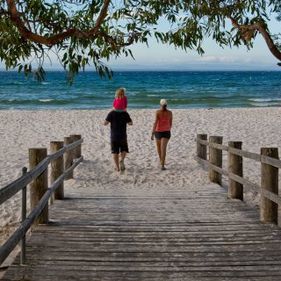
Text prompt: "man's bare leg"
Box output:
[[120, 151, 126, 161], [120, 151, 126, 170], [112, 153, 120, 171]]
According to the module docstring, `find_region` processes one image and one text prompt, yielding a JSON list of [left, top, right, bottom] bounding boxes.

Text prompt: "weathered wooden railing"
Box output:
[[196, 134, 281, 226], [0, 134, 83, 266]]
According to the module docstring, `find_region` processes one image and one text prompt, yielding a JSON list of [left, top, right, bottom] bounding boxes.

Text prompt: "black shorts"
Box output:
[[154, 131, 171, 140], [111, 140, 129, 154]]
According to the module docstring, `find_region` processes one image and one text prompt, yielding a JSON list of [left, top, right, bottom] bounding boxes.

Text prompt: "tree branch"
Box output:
[[97, 31, 141, 48], [230, 16, 281, 62], [90, 0, 110, 35], [6, 0, 111, 46]]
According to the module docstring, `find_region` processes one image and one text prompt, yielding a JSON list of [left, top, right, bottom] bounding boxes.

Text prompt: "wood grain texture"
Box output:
[[3, 183, 281, 281], [260, 148, 279, 224], [50, 141, 64, 200], [208, 136, 223, 185], [29, 148, 48, 225], [228, 141, 243, 200]]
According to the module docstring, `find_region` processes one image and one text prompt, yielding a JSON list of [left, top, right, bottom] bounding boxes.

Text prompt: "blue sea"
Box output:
[[0, 71, 280, 109]]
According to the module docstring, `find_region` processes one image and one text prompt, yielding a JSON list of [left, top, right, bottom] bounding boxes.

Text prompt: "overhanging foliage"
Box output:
[[0, 0, 280, 81]]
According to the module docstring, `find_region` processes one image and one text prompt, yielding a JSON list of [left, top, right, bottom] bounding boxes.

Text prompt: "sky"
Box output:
[[109, 38, 280, 71], [108, 15, 281, 71]]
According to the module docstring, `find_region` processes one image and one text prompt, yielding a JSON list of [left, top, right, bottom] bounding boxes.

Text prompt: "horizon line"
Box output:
[[0, 69, 281, 73]]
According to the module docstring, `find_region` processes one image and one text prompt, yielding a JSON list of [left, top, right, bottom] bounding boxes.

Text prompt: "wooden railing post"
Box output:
[[260, 147, 279, 224], [70, 134, 82, 159], [208, 136, 223, 185], [196, 134, 207, 160], [50, 141, 64, 200], [20, 166, 27, 265], [228, 141, 243, 200], [29, 148, 48, 224], [64, 136, 74, 180]]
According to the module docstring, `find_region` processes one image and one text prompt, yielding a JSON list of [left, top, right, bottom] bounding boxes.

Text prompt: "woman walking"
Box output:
[[151, 99, 173, 170]]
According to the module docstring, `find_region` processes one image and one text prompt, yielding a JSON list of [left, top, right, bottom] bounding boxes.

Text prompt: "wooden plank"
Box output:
[[5, 265, 281, 276], [22, 248, 281, 258]]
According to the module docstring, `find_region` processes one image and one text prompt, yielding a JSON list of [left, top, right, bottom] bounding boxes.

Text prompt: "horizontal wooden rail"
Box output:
[[228, 147, 261, 162], [0, 158, 49, 205], [48, 138, 83, 161], [0, 156, 83, 265], [209, 142, 229, 151], [0, 139, 83, 205], [196, 134, 281, 226], [197, 138, 281, 168]]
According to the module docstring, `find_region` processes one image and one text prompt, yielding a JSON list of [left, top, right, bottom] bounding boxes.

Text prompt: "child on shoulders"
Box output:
[[113, 88, 127, 111]]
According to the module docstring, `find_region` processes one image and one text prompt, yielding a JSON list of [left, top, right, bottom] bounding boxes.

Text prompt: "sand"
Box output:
[[1, 107, 281, 253]]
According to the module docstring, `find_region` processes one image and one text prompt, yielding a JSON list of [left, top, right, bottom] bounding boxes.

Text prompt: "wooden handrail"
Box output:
[[0, 138, 83, 205], [196, 155, 281, 206], [0, 158, 49, 205], [229, 147, 261, 162], [197, 138, 281, 167], [209, 142, 229, 151], [49, 138, 83, 161], [196, 134, 281, 226], [0, 134, 83, 266]]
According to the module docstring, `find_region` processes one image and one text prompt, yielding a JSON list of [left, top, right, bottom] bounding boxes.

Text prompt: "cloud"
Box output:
[[196, 55, 239, 63]]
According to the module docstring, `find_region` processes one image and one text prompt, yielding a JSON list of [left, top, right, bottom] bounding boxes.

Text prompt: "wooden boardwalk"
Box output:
[[3, 183, 281, 281]]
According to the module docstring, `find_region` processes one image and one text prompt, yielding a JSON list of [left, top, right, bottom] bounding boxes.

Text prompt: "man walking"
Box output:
[[104, 110, 133, 172]]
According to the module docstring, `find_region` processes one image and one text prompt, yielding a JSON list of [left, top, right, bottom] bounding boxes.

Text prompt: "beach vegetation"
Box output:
[[0, 0, 280, 82]]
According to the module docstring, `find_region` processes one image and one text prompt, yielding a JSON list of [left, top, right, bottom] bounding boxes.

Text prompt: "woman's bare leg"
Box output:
[[155, 139, 161, 163], [160, 138, 169, 169]]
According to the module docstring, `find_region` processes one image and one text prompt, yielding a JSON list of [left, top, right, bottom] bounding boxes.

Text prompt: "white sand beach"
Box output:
[[1, 107, 281, 248]]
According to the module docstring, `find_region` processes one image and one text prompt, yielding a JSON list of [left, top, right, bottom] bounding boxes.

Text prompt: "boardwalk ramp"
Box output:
[[2, 181, 281, 281]]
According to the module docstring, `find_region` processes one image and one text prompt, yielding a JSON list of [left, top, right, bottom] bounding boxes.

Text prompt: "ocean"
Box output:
[[0, 70, 280, 109]]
